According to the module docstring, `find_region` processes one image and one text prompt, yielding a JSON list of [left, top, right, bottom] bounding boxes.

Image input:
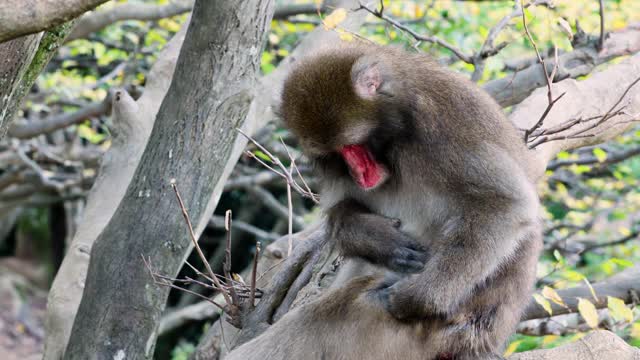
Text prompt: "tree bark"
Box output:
[[0, 0, 107, 43], [42, 24, 188, 360], [63, 1, 275, 359]]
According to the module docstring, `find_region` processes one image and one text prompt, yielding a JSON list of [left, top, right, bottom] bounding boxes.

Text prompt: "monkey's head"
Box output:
[[280, 46, 411, 191]]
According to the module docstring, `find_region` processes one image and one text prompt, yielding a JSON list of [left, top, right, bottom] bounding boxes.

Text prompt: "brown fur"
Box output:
[[233, 43, 542, 359]]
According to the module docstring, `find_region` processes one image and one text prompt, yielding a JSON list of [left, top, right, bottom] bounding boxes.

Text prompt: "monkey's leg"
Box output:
[[327, 198, 428, 273], [434, 236, 541, 360]]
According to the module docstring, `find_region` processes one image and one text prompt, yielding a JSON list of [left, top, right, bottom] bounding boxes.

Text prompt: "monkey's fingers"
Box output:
[[389, 248, 426, 273], [390, 259, 425, 273]]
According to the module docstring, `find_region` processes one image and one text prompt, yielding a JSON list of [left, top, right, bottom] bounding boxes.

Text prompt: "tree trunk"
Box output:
[[62, 1, 275, 358], [43, 25, 187, 360]]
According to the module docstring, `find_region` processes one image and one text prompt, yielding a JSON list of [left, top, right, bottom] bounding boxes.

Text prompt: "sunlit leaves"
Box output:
[[322, 8, 347, 30], [533, 293, 553, 316], [593, 148, 608, 163], [607, 296, 633, 323], [541, 286, 566, 307]]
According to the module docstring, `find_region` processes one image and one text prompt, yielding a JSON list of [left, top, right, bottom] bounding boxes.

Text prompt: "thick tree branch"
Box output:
[[485, 25, 640, 107], [0, 22, 74, 138], [9, 96, 110, 139], [0, 0, 107, 43], [546, 145, 640, 170], [66, 1, 330, 42], [67, 1, 195, 42]]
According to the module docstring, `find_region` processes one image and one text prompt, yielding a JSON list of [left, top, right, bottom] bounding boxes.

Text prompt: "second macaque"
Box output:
[[278, 43, 542, 359]]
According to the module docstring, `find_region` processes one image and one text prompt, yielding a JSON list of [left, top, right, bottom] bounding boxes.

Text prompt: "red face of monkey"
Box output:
[[340, 144, 388, 190], [280, 47, 398, 192]]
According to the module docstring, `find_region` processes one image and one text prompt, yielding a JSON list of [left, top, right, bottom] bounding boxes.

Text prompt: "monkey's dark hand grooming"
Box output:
[[280, 43, 542, 359]]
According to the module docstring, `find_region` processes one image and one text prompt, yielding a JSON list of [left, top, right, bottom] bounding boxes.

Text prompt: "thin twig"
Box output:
[[249, 241, 261, 308], [171, 180, 232, 306], [143, 255, 225, 311], [520, 0, 562, 144], [237, 128, 319, 203], [530, 75, 640, 148], [287, 163, 294, 256], [598, 0, 605, 51], [223, 210, 240, 308], [356, 1, 473, 63]]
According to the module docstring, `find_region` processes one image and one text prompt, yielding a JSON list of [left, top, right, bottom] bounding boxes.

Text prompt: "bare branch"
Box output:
[[485, 25, 640, 107], [67, 1, 194, 42], [245, 186, 305, 231], [598, 0, 605, 51], [9, 95, 111, 139], [356, 0, 473, 63], [547, 145, 640, 170]]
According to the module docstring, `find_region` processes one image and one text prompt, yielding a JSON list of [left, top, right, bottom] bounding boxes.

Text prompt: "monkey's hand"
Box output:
[[328, 199, 428, 273], [375, 276, 439, 321]]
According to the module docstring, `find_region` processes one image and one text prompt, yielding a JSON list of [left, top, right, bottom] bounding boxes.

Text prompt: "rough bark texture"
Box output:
[[0, 22, 73, 138], [63, 1, 275, 358], [0, 0, 107, 43], [42, 24, 187, 360], [509, 330, 640, 360]]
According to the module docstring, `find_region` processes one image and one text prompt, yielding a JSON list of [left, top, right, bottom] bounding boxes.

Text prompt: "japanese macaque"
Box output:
[[229, 43, 542, 359]]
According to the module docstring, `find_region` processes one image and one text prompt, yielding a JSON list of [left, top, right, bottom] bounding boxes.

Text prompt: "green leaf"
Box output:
[[253, 150, 272, 163], [556, 151, 571, 160]]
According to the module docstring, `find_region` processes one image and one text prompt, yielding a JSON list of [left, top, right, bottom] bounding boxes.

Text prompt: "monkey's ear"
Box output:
[[351, 56, 390, 100]]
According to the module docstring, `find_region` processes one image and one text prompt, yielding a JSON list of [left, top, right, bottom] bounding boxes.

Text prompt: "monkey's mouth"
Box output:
[[340, 144, 389, 190]]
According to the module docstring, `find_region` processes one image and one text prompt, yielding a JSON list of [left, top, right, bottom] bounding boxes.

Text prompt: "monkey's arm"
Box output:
[[327, 198, 428, 273], [379, 150, 541, 320]]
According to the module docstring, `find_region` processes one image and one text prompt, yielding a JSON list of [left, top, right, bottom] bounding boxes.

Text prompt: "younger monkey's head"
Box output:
[[280, 45, 406, 191]]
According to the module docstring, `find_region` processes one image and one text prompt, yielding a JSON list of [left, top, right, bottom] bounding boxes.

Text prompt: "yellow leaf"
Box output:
[[232, 273, 245, 284], [619, 227, 632, 237], [323, 8, 347, 30], [533, 293, 553, 316], [593, 148, 607, 162], [542, 335, 559, 345], [338, 29, 354, 42], [577, 298, 599, 328], [542, 286, 565, 307], [607, 296, 633, 323], [503, 340, 522, 357]]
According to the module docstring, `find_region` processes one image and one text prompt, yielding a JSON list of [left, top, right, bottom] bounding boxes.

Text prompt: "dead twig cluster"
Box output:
[[144, 182, 264, 326]]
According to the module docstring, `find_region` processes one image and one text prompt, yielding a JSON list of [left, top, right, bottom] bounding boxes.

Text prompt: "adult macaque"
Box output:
[[230, 43, 542, 359]]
